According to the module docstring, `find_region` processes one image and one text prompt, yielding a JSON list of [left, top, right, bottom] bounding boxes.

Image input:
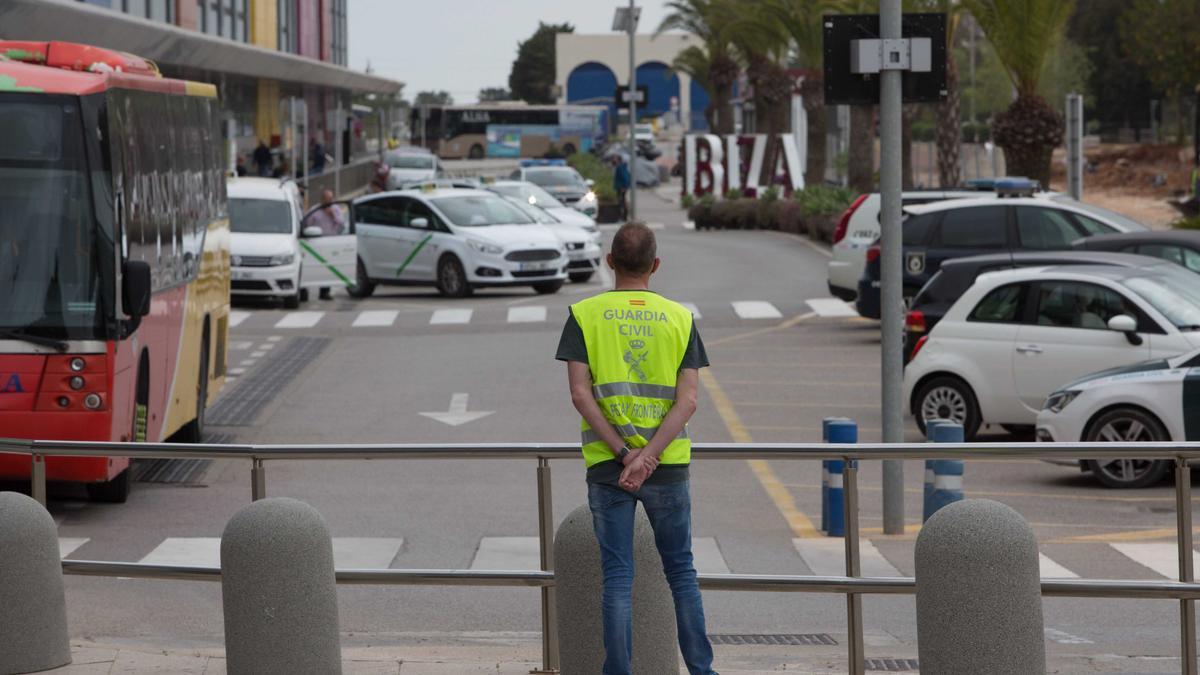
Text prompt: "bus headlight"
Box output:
[[83, 393, 103, 410], [70, 358, 86, 372]]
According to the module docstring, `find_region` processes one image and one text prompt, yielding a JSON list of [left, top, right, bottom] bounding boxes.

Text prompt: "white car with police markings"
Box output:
[[501, 195, 602, 283], [229, 177, 357, 307], [345, 187, 569, 298], [485, 180, 601, 244], [1037, 349, 1200, 488], [904, 263, 1200, 440]]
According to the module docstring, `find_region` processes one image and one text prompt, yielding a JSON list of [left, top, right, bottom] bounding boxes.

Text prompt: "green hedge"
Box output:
[[1174, 217, 1200, 230], [566, 153, 616, 203], [688, 185, 856, 242]]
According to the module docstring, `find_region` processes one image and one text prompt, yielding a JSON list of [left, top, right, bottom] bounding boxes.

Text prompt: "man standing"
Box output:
[[556, 223, 716, 675], [304, 189, 346, 300], [252, 140, 273, 177], [612, 154, 632, 222]]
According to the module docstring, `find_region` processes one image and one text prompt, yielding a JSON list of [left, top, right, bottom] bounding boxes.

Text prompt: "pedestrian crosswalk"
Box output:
[[52, 534, 1200, 581], [227, 299, 842, 333]]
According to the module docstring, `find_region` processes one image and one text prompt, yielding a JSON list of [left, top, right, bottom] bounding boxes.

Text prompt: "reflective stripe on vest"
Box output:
[[571, 291, 694, 468]]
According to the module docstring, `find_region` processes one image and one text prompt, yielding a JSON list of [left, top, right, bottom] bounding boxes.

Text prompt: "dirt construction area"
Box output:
[[1050, 143, 1194, 228]]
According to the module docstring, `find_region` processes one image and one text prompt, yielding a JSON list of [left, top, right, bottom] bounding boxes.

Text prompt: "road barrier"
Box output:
[[3, 438, 1200, 675], [222, 498, 342, 675], [554, 504, 678, 674], [822, 418, 857, 537], [924, 422, 965, 521], [0, 492, 71, 674], [820, 417, 853, 533], [916, 499, 1045, 674]]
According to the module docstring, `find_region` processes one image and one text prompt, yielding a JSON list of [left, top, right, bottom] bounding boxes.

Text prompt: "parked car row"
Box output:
[[226, 177, 603, 303]]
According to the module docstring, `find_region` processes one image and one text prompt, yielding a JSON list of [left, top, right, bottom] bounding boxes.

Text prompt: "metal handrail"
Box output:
[[6, 438, 1199, 675]]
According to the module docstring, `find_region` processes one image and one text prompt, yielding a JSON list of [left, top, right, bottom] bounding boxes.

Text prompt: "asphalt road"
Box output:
[[38, 186, 1198, 672]]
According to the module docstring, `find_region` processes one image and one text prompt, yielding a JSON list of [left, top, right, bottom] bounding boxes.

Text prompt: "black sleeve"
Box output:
[[680, 322, 710, 370], [555, 311, 589, 363]]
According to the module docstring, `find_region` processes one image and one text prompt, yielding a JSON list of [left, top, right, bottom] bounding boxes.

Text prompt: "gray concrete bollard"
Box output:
[[221, 497, 341, 675], [555, 503, 679, 674], [915, 499, 1044, 675], [0, 492, 71, 675]]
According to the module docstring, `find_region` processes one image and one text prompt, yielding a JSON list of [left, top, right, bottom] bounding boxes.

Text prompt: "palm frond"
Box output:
[[962, 0, 1074, 98]]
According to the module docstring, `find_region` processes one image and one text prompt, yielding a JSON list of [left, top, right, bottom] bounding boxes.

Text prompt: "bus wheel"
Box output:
[[86, 468, 130, 503], [468, 144, 484, 160]]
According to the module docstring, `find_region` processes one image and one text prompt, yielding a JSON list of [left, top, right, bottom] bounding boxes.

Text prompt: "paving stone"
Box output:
[[109, 650, 209, 673]]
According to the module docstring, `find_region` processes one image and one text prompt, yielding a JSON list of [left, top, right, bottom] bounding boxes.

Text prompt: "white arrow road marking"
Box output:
[[419, 393, 495, 426]]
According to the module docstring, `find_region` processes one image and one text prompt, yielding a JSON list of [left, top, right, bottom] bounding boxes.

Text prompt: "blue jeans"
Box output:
[[588, 480, 716, 675]]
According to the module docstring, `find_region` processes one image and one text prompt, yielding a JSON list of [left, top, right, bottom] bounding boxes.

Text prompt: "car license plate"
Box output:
[[520, 262, 553, 272]]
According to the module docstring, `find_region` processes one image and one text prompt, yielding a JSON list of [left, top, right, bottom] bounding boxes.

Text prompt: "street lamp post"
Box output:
[[613, 4, 641, 222]]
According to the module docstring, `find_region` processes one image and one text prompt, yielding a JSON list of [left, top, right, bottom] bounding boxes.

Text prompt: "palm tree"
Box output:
[[764, 0, 838, 187], [962, 0, 1074, 185], [658, 0, 739, 134]]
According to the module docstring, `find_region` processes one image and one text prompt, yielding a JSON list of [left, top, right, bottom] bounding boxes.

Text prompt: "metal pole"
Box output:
[[301, 101, 309, 193], [1066, 94, 1083, 200], [334, 101, 343, 198], [844, 459, 864, 675], [533, 459, 559, 673], [289, 98, 297, 182], [879, 0, 905, 535], [31, 454, 46, 507], [1176, 457, 1197, 675], [251, 458, 266, 502], [627, 0, 638, 222]]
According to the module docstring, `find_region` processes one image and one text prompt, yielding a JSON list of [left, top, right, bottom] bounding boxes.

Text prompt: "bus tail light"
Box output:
[[35, 355, 108, 412]]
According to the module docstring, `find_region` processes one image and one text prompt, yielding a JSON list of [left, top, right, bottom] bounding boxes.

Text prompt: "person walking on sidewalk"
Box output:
[[556, 222, 717, 675], [612, 154, 632, 222]]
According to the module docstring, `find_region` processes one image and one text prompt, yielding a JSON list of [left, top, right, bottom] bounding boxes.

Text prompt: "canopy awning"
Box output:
[[0, 0, 402, 95]]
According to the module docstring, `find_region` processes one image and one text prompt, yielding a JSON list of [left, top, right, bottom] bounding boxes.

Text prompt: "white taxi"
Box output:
[[346, 187, 568, 298]]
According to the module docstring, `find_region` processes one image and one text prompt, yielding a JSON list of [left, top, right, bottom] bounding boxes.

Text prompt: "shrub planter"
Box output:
[[596, 203, 622, 224]]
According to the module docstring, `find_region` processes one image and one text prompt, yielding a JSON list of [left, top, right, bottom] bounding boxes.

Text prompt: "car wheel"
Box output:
[[347, 258, 375, 299], [568, 272, 593, 283], [283, 282, 301, 309], [532, 280, 564, 295], [1084, 408, 1172, 489], [914, 376, 981, 440], [468, 144, 484, 160], [437, 256, 472, 298]]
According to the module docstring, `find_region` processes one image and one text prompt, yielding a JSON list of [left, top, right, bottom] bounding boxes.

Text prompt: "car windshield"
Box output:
[[432, 195, 535, 227], [1121, 266, 1200, 330], [0, 96, 105, 339], [503, 197, 559, 225], [229, 198, 293, 234], [1052, 196, 1148, 232], [490, 183, 566, 209], [525, 169, 584, 189], [387, 154, 434, 170]]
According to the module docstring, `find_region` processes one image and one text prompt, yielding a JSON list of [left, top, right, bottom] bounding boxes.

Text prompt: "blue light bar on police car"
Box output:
[[519, 159, 568, 167]]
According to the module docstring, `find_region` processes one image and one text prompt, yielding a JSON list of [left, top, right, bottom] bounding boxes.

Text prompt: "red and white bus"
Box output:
[[0, 42, 230, 502]]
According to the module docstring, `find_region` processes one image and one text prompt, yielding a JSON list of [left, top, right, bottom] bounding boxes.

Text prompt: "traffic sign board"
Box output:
[[616, 85, 648, 105], [823, 13, 947, 105]]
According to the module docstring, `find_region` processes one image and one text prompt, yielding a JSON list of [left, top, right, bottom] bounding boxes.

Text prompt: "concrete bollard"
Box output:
[[221, 497, 342, 675], [0, 492, 71, 675], [555, 503, 678, 674], [926, 423, 965, 520], [824, 419, 857, 537], [916, 499, 1045, 675]]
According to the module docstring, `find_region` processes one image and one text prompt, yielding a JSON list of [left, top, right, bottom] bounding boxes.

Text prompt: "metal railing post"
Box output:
[[251, 458, 266, 502], [1176, 457, 1196, 675], [533, 457, 559, 673], [843, 458, 864, 675], [31, 453, 46, 507]]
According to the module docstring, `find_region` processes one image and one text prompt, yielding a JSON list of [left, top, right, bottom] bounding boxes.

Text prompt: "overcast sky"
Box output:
[[348, 0, 673, 102]]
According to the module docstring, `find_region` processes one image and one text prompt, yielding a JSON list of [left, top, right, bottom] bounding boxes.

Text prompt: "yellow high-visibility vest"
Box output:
[[571, 290, 692, 467]]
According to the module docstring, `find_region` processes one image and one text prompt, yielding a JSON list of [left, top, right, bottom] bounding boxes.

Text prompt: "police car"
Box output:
[[508, 160, 598, 217], [500, 195, 601, 283], [1037, 348, 1200, 488], [344, 187, 568, 298]]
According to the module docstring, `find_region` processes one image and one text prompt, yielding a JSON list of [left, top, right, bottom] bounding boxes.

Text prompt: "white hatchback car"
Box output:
[[346, 188, 568, 298], [229, 177, 357, 307], [485, 180, 601, 244], [904, 263, 1200, 439], [1036, 348, 1200, 488], [501, 195, 602, 283]]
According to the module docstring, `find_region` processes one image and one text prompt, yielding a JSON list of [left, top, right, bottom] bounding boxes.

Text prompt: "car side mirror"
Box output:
[[1108, 314, 1143, 345], [410, 217, 429, 229], [303, 225, 324, 238], [120, 260, 151, 338], [586, 179, 595, 188]]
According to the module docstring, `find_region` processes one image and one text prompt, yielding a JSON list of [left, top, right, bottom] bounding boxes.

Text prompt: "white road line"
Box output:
[[793, 538, 902, 577], [267, 335, 283, 342], [259, 343, 275, 350], [682, 220, 696, 230], [59, 538, 89, 559], [139, 537, 404, 569], [469, 536, 729, 574], [646, 222, 665, 230], [430, 308, 473, 325], [1045, 628, 1094, 645], [238, 359, 256, 367], [1039, 553, 1079, 579], [229, 341, 253, 351], [228, 367, 246, 375], [806, 297, 858, 318], [352, 310, 399, 327], [274, 311, 324, 329], [507, 306, 547, 323], [250, 351, 265, 358], [681, 302, 702, 319], [1111, 543, 1200, 579], [732, 301, 783, 320], [228, 311, 251, 327]]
